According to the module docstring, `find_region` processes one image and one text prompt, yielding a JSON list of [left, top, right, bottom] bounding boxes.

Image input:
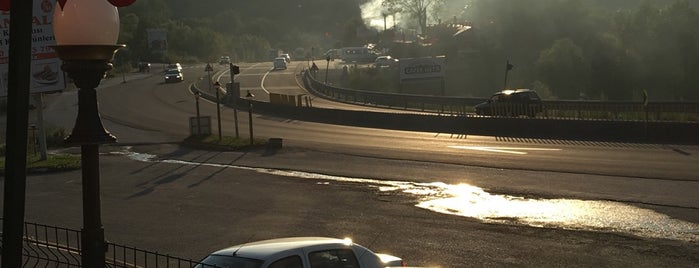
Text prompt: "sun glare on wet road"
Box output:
[[414, 184, 698, 241], [117, 148, 698, 242]]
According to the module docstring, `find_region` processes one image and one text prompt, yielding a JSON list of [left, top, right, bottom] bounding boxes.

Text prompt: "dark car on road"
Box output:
[[164, 69, 183, 83], [475, 89, 543, 117], [137, 61, 151, 73]]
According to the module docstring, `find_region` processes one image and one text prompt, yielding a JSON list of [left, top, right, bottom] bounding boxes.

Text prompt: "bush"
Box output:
[[45, 127, 68, 148], [1, 127, 68, 157]]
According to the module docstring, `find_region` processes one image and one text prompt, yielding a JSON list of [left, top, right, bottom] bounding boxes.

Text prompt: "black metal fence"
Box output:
[[1, 219, 218, 268]]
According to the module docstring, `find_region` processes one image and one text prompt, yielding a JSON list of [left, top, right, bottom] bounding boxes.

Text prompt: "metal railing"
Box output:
[[1, 219, 219, 268], [303, 70, 699, 122]]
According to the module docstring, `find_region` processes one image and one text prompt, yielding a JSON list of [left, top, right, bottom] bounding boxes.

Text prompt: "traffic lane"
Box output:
[[40, 72, 184, 144], [96, 71, 194, 142], [219, 62, 272, 102], [129, 144, 699, 222], [260, 62, 308, 96], [63, 62, 699, 185], [246, 114, 699, 182], [84, 74, 699, 184], [14, 150, 699, 267]]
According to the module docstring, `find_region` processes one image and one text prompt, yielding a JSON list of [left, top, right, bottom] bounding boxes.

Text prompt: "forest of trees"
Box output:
[[115, 0, 699, 101], [444, 0, 699, 101], [117, 0, 369, 64]]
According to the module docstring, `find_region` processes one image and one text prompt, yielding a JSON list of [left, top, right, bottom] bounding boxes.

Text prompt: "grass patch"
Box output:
[[184, 134, 267, 150], [0, 153, 81, 173], [0, 127, 81, 173]]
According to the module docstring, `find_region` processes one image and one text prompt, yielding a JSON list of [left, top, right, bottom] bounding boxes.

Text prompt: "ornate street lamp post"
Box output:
[[51, 0, 130, 266]]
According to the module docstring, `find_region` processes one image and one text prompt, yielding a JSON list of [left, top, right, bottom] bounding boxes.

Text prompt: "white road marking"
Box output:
[[449, 146, 562, 155], [259, 69, 272, 94]]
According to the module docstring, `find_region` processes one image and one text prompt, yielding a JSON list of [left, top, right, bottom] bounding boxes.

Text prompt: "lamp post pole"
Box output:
[[503, 60, 513, 90], [54, 45, 123, 268], [324, 56, 330, 84], [195, 91, 201, 135], [229, 63, 240, 138], [50, 1, 135, 266], [245, 90, 255, 145], [214, 81, 222, 140], [1, 0, 33, 266]]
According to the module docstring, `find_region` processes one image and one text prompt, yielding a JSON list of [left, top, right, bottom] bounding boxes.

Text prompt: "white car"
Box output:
[[195, 237, 405, 268], [374, 56, 398, 67], [279, 53, 291, 63], [166, 62, 183, 72]]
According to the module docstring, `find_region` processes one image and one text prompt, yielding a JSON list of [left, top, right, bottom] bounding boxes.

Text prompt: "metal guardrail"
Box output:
[[1, 219, 219, 268], [303, 71, 699, 122]]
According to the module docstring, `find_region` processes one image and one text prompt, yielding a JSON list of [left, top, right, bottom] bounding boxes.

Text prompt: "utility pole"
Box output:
[[230, 63, 240, 138], [503, 60, 514, 89], [2, 0, 33, 266]]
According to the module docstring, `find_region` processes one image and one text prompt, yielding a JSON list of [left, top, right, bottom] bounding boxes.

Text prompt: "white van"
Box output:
[[273, 57, 287, 70]]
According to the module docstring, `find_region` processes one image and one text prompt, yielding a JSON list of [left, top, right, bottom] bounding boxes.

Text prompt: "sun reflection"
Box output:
[[414, 184, 698, 241], [117, 149, 699, 242]]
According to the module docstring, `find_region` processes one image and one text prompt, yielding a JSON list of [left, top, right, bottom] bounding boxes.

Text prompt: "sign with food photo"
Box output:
[[0, 0, 66, 96]]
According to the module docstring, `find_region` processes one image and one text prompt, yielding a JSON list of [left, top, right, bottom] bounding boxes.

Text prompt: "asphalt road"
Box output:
[[14, 143, 699, 267], [4, 64, 698, 267]]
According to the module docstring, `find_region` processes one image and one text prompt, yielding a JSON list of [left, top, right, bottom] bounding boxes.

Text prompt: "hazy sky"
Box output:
[[360, 0, 471, 31]]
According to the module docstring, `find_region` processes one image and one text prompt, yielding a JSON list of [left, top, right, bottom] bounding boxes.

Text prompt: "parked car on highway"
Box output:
[[374, 56, 398, 67], [164, 69, 184, 83], [475, 89, 543, 117], [195, 237, 405, 268], [273, 57, 288, 70]]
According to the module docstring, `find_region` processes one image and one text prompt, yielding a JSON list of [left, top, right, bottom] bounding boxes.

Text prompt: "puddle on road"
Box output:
[[116, 149, 699, 242]]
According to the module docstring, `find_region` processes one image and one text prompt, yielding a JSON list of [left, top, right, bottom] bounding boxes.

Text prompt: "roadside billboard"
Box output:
[[0, 0, 66, 97], [147, 28, 167, 54], [398, 56, 446, 81]]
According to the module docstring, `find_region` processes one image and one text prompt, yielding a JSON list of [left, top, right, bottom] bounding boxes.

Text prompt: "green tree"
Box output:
[[536, 38, 591, 99], [584, 33, 637, 100], [383, 0, 444, 34]]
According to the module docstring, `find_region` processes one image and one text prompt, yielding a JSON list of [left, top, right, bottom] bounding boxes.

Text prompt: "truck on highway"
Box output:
[[269, 48, 282, 61], [339, 46, 380, 63]]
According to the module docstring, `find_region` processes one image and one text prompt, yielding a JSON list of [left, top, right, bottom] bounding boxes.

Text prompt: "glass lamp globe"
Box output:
[[53, 0, 120, 45]]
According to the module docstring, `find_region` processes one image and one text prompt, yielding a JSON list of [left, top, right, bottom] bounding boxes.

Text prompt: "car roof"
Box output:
[[496, 88, 535, 95], [211, 237, 354, 260]]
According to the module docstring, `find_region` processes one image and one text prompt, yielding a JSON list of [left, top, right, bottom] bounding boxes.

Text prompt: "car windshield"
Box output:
[[196, 255, 263, 268], [165, 70, 180, 75]]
